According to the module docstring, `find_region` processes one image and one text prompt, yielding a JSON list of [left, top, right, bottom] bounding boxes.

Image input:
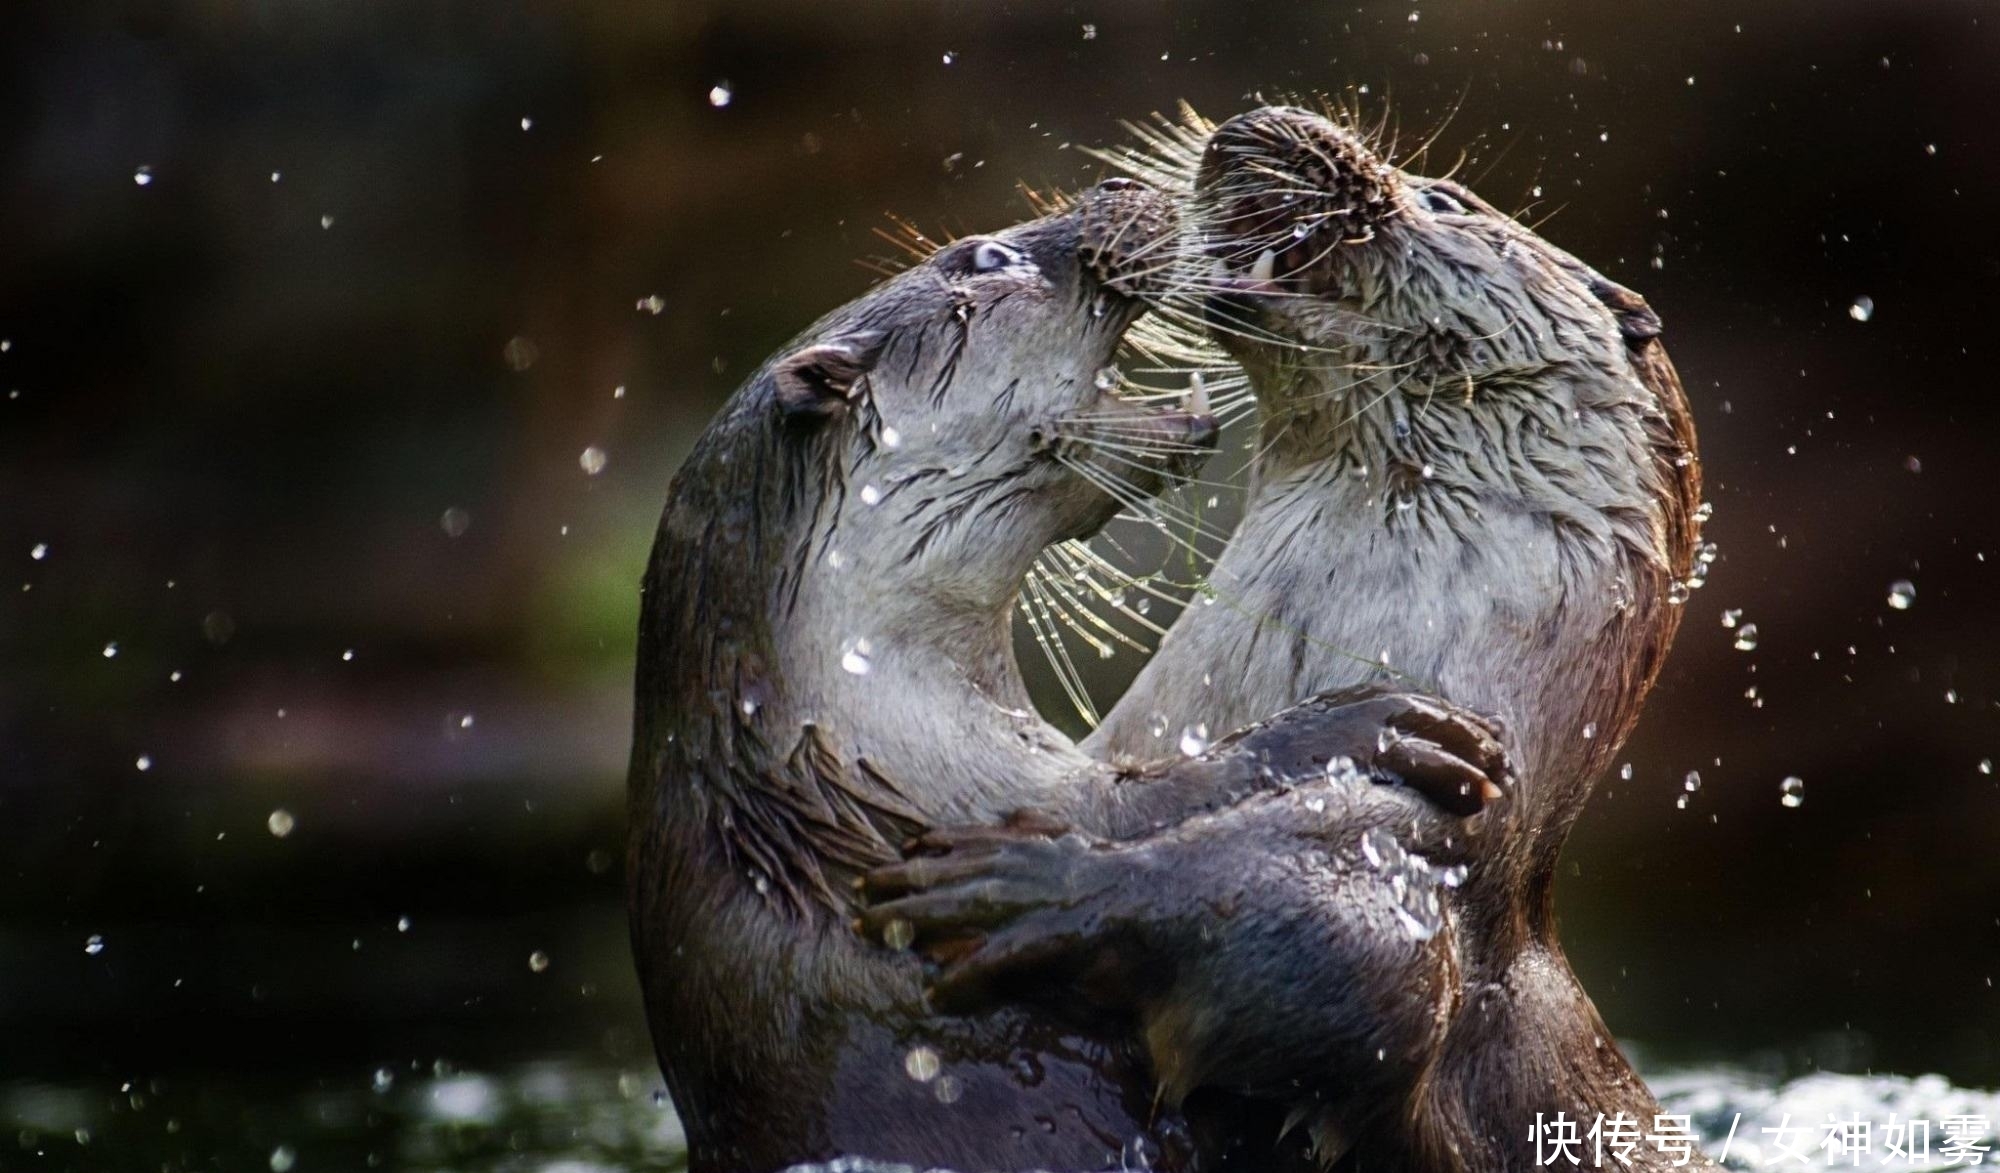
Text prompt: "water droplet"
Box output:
[[269, 171, 281, 183], [635, 294, 666, 315], [1779, 776, 1805, 808], [1666, 580, 1691, 605], [396, 916, 411, 932], [84, 934, 105, 955], [1848, 296, 1874, 322], [341, 649, 355, 662], [579, 446, 608, 476], [319, 213, 336, 230], [1886, 580, 1915, 610], [1080, 23, 1097, 39], [1979, 759, 1992, 776], [372, 1067, 395, 1093], [1177, 724, 1210, 757], [1094, 365, 1120, 391], [1683, 771, 1702, 793], [528, 950, 551, 973], [135, 755, 152, 772], [1721, 608, 1742, 629], [267, 809, 296, 838], [269, 1145, 296, 1173], [904, 1045, 942, 1082], [1582, 722, 1597, 739], [1619, 762, 1634, 781], [133, 166, 153, 186], [859, 483, 882, 506], [940, 51, 956, 65], [880, 426, 902, 449], [456, 712, 475, 731], [707, 83, 733, 108], [519, 116, 533, 131], [840, 638, 874, 676], [29, 542, 48, 560], [101, 641, 119, 659], [1146, 712, 1169, 739], [440, 507, 471, 537], [1733, 623, 1759, 651], [1674, 793, 1690, 810], [882, 919, 915, 950], [934, 1073, 964, 1104]]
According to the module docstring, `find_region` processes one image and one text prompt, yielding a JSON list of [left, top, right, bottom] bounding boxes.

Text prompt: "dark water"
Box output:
[[7, 1060, 1997, 1172], [1, 1057, 686, 1173]]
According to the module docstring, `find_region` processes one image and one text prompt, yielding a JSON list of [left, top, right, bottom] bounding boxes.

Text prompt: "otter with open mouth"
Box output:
[[865, 106, 1709, 1170], [627, 177, 1513, 1173]]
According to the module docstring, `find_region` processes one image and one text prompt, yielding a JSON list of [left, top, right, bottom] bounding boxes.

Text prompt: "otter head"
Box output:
[[765, 178, 1218, 614], [1193, 105, 1666, 428]]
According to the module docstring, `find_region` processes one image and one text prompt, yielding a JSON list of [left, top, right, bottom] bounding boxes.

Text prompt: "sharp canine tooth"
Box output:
[[1251, 249, 1277, 282], [1186, 372, 1211, 415]]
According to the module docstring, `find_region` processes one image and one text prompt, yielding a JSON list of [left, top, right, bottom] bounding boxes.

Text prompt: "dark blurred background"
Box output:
[[2, 0, 1997, 1152]]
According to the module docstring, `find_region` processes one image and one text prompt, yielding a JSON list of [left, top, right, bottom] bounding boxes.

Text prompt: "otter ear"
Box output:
[[1586, 273, 1663, 343], [772, 333, 886, 421]]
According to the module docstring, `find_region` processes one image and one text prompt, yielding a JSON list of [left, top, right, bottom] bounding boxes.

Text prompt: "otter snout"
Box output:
[[1196, 106, 1401, 288], [1076, 178, 1181, 299]]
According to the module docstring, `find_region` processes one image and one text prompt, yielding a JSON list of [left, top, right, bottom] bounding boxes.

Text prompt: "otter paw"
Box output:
[[857, 822, 1111, 1011], [1372, 695, 1513, 817], [1322, 690, 1512, 817]]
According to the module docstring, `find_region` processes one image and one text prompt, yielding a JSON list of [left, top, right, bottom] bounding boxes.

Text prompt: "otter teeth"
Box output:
[[1250, 248, 1278, 282], [1185, 372, 1211, 415]]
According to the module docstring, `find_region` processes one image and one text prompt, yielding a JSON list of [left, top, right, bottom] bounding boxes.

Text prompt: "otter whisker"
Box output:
[[1059, 452, 1233, 555], [1032, 547, 1161, 652], [1017, 571, 1101, 726], [1043, 541, 1179, 640]]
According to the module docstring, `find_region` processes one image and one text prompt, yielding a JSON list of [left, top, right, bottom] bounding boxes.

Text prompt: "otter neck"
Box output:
[[744, 500, 1097, 820]]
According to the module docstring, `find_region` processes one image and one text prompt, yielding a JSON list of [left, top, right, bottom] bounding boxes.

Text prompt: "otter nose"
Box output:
[[1077, 179, 1181, 297]]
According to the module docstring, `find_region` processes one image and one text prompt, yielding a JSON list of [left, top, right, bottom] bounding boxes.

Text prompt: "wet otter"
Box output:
[[866, 106, 1708, 1170], [627, 178, 1511, 1172]]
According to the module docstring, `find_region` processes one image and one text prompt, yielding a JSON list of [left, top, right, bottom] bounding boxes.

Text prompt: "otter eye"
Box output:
[[971, 240, 1025, 272], [1419, 189, 1468, 216]]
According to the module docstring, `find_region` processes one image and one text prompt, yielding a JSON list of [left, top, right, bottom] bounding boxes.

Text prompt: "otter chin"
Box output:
[[869, 104, 1711, 1172]]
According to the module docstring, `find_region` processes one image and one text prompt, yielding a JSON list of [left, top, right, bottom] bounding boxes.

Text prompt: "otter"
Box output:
[[863, 106, 1710, 1171], [627, 177, 1512, 1173]]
